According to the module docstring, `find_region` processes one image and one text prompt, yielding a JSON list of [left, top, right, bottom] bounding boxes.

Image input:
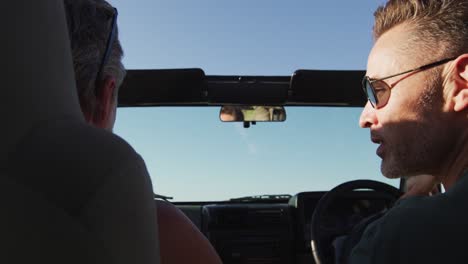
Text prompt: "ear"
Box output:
[[93, 77, 116, 129], [451, 54, 468, 112]]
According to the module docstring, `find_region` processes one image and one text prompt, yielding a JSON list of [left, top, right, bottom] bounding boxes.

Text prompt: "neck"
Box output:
[[439, 131, 468, 189]]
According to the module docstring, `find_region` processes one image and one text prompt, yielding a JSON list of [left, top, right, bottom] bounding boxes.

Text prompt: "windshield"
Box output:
[[111, 0, 397, 201]]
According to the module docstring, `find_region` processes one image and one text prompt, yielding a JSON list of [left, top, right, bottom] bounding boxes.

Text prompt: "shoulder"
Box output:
[[156, 200, 222, 264], [350, 193, 465, 264]]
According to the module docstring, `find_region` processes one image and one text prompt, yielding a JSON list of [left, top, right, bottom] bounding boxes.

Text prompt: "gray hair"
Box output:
[[64, 0, 126, 114]]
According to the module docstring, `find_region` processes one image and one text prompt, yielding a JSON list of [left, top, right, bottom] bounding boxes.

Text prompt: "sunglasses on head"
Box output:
[[96, 7, 118, 83], [362, 57, 456, 109]]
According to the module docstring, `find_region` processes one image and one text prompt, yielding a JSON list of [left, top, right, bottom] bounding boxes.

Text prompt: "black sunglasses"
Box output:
[[96, 7, 118, 82], [362, 56, 456, 109]]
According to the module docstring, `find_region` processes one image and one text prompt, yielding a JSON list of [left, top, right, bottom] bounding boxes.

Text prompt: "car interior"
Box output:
[[118, 69, 407, 264], [5, 1, 420, 264]]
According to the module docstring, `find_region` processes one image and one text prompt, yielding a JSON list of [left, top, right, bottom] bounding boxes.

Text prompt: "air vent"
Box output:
[[250, 209, 284, 226], [202, 204, 294, 264], [205, 206, 289, 228]]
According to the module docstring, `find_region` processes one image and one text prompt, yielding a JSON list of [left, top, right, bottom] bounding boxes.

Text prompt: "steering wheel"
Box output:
[[310, 180, 401, 264]]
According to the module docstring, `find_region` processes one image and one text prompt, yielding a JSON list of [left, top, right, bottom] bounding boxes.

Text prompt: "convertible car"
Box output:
[[117, 69, 405, 264], [106, 2, 414, 264], [3, 1, 415, 264]]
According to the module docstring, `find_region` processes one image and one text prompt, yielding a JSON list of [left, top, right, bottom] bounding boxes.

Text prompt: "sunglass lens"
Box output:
[[364, 79, 377, 108], [371, 80, 390, 108]]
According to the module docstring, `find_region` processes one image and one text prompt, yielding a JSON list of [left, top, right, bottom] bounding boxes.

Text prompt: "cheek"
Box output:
[[111, 107, 117, 122], [376, 104, 417, 130], [389, 76, 429, 110], [107, 101, 118, 130], [377, 78, 441, 141], [378, 90, 422, 126], [376, 107, 426, 151]]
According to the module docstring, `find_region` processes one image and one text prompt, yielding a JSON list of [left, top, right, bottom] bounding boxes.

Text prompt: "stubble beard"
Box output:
[[380, 74, 453, 178]]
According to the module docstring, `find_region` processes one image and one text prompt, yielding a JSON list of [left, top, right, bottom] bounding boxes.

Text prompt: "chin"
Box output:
[[381, 159, 433, 179], [381, 170, 402, 179], [380, 159, 406, 179]]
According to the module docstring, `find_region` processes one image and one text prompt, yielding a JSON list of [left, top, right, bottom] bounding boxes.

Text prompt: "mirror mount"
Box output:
[[220, 105, 286, 123], [243, 121, 257, 129]]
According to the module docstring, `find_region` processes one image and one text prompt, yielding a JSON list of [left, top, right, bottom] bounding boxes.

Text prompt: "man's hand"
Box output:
[[400, 174, 440, 199]]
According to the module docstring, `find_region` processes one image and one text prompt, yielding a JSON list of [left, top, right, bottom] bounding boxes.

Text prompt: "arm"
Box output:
[[156, 200, 222, 264]]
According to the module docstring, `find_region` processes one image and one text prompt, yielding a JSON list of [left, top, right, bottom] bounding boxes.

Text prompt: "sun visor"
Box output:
[[119, 69, 367, 107], [206, 76, 289, 105], [118, 69, 206, 106], [289, 70, 367, 106]]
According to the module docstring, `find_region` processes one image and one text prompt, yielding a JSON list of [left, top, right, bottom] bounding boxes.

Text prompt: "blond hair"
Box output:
[[373, 0, 468, 57]]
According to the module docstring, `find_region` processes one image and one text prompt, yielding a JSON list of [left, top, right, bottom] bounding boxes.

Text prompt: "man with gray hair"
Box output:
[[64, 0, 124, 131], [64, 0, 222, 263], [350, 0, 468, 263]]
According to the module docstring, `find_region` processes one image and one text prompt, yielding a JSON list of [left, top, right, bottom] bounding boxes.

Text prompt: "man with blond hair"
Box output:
[[64, 0, 222, 263], [350, 0, 468, 263]]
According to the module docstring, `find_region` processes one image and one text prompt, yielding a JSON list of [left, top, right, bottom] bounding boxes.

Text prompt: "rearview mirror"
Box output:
[[220, 106, 286, 122]]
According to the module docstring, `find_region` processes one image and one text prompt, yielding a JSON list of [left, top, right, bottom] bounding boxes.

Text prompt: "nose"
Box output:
[[359, 101, 378, 128]]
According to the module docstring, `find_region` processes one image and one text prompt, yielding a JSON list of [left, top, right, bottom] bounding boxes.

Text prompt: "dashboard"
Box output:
[[174, 191, 395, 264]]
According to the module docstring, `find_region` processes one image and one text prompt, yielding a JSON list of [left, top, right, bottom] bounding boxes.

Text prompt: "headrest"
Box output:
[[0, 0, 83, 166]]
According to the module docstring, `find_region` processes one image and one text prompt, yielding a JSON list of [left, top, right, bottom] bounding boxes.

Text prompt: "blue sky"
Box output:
[[109, 0, 397, 201]]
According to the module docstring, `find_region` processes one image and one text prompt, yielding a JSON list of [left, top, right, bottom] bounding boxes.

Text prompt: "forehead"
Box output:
[[367, 25, 419, 78]]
